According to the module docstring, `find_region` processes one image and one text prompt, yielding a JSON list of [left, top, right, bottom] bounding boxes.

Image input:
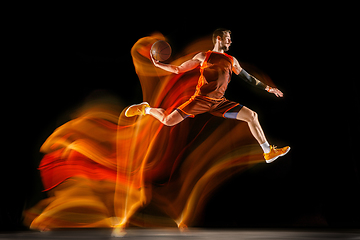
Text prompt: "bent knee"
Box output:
[[161, 111, 183, 126], [161, 116, 175, 126], [162, 119, 172, 126], [162, 119, 177, 127], [241, 110, 258, 122], [249, 111, 258, 122], [236, 107, 259, 123]]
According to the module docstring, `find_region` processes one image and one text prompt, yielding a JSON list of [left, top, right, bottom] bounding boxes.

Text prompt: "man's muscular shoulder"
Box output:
[[192, 52, 206, 64], [231, 56, 242, 75]]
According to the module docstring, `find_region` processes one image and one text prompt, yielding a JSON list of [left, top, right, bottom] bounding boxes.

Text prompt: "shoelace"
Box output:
[[271, 145, 280, 153]]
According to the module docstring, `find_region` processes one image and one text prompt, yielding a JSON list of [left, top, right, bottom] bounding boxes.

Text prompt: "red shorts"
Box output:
[[177, 96, 243, 119]]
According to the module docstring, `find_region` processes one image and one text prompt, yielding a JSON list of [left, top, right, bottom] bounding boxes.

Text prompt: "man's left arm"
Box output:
[[232, 56, 283, 98]]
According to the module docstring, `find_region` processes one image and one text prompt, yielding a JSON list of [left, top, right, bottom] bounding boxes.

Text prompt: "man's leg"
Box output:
[[125, 102, 185, 127], [236, 106, 268, 146], [212, 100, 269, 151], [235, 106, 290, 163], [147, 108, 185, 126]]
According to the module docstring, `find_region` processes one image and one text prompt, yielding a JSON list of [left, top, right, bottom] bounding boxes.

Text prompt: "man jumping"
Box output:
[[125, 29, 290, 163]]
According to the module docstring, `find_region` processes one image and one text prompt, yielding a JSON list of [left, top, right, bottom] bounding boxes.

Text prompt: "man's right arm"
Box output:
[[150, 52, 204, 74]]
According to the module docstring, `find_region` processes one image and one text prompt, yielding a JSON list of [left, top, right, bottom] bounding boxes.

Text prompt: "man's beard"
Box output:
[[220, 43, 229, 51]]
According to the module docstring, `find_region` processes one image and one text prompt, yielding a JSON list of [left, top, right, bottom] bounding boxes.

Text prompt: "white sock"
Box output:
[[144, 107, 151, 115], [260, 141, 271, 154]]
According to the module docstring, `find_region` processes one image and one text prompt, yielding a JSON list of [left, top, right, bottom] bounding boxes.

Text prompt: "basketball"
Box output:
[[151, 40, 172, 62]]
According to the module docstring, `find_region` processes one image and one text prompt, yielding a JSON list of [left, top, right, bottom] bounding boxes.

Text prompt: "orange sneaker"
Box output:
[[125, 102, 150, 117], [264, 145, 290, 163]]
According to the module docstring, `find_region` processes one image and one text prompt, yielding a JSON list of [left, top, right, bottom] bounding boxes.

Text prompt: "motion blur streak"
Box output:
[[24, 33, 271, 230]]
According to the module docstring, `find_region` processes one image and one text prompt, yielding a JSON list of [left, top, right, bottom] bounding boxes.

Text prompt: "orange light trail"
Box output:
[[24, 33, 271, 230]]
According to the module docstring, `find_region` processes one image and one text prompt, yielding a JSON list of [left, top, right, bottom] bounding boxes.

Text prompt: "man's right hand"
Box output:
[[150, 50, 160, 66]]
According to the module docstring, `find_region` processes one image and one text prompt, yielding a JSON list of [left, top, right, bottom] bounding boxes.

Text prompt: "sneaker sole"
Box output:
[[125, 102, 149, 117], [265, 146, 291, 164]]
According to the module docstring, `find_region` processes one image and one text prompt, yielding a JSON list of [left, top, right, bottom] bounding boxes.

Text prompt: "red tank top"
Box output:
[[194, 51, 234, 99]]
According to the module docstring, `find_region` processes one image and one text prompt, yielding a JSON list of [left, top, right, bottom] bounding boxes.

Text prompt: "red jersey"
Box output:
[[195, 51, 234, 100]]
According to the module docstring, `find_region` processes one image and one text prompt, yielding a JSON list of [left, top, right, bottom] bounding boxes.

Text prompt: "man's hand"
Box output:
[[267, 87, 284, 98], [150, 50, 160, 66]]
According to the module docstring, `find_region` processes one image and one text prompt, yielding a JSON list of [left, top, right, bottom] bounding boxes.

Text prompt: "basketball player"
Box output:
[[125, 29, 290, 163]]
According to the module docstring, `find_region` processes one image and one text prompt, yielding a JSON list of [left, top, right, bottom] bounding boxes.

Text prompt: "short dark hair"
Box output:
[[212, 28, 231, 44]]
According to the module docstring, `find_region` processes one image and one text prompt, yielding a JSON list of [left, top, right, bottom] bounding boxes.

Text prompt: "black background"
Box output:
[[3, 5, 359, 230]]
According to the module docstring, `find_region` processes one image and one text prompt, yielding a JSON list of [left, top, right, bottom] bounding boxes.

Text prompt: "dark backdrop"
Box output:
[[3, 6, 359, 230]]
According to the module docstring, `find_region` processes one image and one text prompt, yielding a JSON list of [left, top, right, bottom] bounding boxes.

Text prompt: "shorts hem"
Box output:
[[176, 108, 194, 119]]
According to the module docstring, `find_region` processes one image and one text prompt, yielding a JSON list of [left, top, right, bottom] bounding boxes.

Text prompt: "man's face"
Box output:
[[219, 32, 232, 51]]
